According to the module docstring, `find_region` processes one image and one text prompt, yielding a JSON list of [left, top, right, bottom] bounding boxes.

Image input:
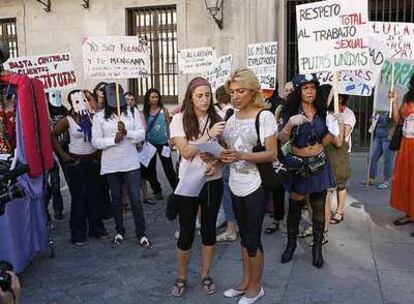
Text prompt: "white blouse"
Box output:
[[92, 109, 145, 175]]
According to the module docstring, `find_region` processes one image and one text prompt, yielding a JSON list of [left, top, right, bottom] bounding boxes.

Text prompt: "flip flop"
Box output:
[[202, 277, 216, 295], [265, 221, 279, 234], [171, 278, 187, 297], [393, 216, 412, 226]]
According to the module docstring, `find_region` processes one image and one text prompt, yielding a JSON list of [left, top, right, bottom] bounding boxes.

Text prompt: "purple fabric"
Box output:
[[0, 104, 48, 273]]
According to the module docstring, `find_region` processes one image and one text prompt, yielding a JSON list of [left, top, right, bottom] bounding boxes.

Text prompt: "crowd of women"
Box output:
[[44, 67, 414, 304]]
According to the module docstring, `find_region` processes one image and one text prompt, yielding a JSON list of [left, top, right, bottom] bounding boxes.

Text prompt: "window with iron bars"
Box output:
[[127, 6, 178, 104], [286, 0, 414, 151], [0, 18, 18, 60]]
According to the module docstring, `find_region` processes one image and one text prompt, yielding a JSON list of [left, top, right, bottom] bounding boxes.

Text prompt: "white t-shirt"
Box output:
[[341, 107, 356, 152], [222, 110, 277, 197], [92, 109, 145, 175], [170, 113, 222, 182]]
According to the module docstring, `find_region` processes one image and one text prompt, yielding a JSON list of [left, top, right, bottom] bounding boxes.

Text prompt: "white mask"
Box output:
[[71, 91, 89, 114], [48, 90, 62, 107]]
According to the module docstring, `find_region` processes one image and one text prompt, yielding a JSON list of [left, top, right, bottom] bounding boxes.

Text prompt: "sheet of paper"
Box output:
[[139, 142, 157, 168], [326, 113, 340, 137], [191, 141, 223, 157], [161, 145, 171, 158], [174, 162, 207, 197]]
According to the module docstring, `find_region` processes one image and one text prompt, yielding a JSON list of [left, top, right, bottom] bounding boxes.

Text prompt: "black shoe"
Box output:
[[54, 213, 64, 220], [312, 242, 324, 269], [281, 240, 297, 263]]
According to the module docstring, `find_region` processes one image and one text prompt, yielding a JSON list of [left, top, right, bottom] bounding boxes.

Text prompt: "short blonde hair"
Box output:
[[225, 68, 269, 109]]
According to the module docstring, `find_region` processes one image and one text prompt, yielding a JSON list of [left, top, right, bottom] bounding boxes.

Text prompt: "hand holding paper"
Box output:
[[191, 141, 224, 157], [326, 113, 340, 137]]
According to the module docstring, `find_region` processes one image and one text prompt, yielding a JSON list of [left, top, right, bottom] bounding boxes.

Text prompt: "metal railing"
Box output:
[[0, 18, 18, 59], [127, 5, 178, 104]]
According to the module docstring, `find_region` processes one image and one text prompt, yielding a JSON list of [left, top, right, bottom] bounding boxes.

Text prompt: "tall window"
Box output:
[[0, 18, 18, 59], [286, 0, 414, 150], [127, 6, 178, 104]]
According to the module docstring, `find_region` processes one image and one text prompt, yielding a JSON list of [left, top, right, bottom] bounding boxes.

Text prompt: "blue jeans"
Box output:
[[106, 169, 146, 239], [369, 136, 395, 181], [221, 165, 235, 222]]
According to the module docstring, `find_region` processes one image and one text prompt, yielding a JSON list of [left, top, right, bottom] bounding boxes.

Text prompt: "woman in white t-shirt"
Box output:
[[170, 77, 225, 297], [220, 68, 277, 304], [92, 83, 152, 249]]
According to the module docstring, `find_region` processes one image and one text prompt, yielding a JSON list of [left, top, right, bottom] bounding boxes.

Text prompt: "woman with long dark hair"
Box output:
[[278, 74, 344, 268], [390, 73, 414, 235], [92, 83, 152, 248], [141, 88, 177, 200], [52, 90, 108, 246], [170, 77, 225, 297]]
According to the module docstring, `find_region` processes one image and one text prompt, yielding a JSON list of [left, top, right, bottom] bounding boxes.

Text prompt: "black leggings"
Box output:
[[232, 186, 266, 257], [287, 191, 326, 241], [177, 178, 223, 251]]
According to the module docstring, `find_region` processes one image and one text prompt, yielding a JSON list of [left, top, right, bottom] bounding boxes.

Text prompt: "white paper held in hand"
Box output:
[[326, 113, 340, 137], [174, 162, 207, 197], [191, 141, 223, 157], [161, 145, 171, 158], [140, 142, 157, 167]]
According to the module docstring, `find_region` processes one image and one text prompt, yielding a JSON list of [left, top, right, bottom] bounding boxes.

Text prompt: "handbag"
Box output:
[[389, 122, 403, 151], [252, 110, 289, 190]]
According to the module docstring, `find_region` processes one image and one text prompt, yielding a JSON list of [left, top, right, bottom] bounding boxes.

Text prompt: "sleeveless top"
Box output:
[[402, 103, 414, 138], [146, 110, 168, 144], [67, 116, 96, 155]]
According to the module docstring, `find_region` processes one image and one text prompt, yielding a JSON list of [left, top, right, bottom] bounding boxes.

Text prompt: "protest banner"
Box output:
[[296, 0, 370, 74], [4, 53, 77, 91], [247, 42, 277, 90], [178, 47, 216, 74], [374, 60, 414, 112], [83, 36, 150, 79], [202, 54, 232, 92], [317, 36, 387, 96], [370, 22, 414, 116], [371, 22, 414, 62]]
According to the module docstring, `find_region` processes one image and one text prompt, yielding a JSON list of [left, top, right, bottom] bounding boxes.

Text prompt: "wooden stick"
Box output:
[[115, 81, 121, 119], [389, 61, 395, 118], [333, 70, 340, 114]]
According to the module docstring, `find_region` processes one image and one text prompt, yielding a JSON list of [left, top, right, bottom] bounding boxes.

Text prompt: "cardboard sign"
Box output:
[[178, 47, 216, 74], [83, 36, 150, 79], [202, 54, 232, 92], [317, 36, 388, 96], [296, 0, 369, 73], [371, 22, 414, 62], [247, 42, 278, 90], [374, 60, 414, 111], [4, 53, 77, 91]]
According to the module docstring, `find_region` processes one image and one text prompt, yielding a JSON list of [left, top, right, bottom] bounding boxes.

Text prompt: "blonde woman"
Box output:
[[221, 68, 277, 304]]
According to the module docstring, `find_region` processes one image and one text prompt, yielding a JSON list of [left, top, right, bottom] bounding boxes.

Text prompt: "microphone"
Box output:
[[224, 108, 234, 121]]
